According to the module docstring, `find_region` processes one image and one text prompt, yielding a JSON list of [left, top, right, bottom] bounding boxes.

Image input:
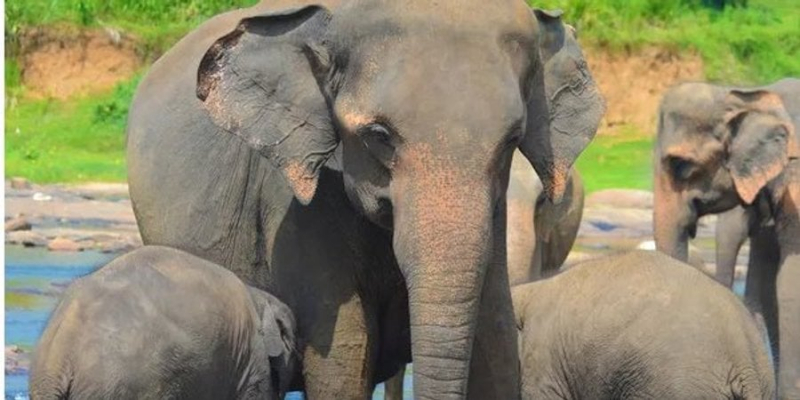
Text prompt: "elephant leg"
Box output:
[[302, 292, 377, 400], [778, 255, 800, 399], [715, 206, 750, 288], [383, 365, 406, 400], [745, 227, 780, 366], [531, 237, 546, 280], [468, 202, 520, 399], [507, 197, 537, 286]]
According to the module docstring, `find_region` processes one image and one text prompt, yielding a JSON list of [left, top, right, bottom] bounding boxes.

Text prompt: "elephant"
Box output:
[[512, 250, 776, 400], [508, 151, 584, 284], [383, 155, 585, 400], [714, 205, 778, 313], [653, 78, 800, 398], [29, 246, 297, 400], [125, 1, 605, 398]]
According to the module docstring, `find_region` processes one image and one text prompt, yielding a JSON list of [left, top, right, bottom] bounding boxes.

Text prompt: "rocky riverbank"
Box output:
[[5, 179, 741, 277], [5, 179, 141, 253]]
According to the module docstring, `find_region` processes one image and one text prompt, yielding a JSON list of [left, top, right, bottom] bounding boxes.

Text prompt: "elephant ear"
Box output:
[[724, 90, 800, 204], [197, 5, 336, 205], [520, 9, 605, 203], [259, 301, 289, 358]]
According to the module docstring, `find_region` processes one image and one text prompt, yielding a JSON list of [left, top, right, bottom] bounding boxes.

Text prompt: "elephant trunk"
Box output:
[[654, 165, 694, 262], [392, 176, 494, 400]]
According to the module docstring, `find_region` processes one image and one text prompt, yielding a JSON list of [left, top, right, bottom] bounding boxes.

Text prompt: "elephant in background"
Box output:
[[30, 246, 297, 400], [512, 250, 775, 399], [126, 1, 605, 398], [714, 205, 779, 321], [653, 78, 800, 397], [508, 151, 584, 285]]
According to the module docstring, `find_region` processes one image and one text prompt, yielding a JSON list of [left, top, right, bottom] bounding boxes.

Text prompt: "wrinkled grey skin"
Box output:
[[513, 250, 776, 400], [508, 151, 584, 284], [126, 1, 604, 398], [384, 135, 587, 400], [715, 204, 780, 342], [29, 246, 297, 400], [653, 78, 800, 398]]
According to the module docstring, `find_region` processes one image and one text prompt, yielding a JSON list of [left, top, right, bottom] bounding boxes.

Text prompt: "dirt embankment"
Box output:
[[585, 47, 705, 136], [15, 26, 141, 100], [12, 27, 705, 135]]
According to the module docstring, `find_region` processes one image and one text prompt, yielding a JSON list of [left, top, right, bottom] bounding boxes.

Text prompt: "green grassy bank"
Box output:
[[5, 0, 799, 190]]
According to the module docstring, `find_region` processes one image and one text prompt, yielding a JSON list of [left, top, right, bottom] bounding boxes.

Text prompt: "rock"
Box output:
[[10, 177, 31, 190], [4, 216, 31, 232], [586, 189, 654, 209], [580, 207, 653, 238], [5, 345, 30, 375], [6, 231, 48, 247], [47, 237, 85, 252], [32, 192, 53, 201], [97, 239, 138, 253]]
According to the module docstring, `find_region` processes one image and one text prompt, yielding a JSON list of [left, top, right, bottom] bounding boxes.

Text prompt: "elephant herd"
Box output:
[[27, 0, 800, 399]]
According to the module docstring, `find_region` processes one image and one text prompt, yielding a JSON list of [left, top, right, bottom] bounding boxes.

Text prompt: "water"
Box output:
[[5, 246, 116, 400], [8, 243, 749, 400], [3, 245, 414, 399]]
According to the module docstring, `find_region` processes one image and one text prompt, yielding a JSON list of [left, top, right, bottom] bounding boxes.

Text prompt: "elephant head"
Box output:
[[195, 2, 603, 397], [654, 82, 799, 261]]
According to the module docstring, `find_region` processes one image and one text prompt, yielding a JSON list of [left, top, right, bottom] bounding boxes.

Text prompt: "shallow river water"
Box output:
[[4, 245, 412, 400]]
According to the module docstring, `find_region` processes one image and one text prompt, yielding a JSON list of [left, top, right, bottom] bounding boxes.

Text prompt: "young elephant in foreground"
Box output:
[[513, 250, 775, 400], [30, 246, 297, 400]]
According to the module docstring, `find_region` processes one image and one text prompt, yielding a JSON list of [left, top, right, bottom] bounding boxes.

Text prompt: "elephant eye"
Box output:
[[359, 123, 397, 168], [668, 156, 698, 181]]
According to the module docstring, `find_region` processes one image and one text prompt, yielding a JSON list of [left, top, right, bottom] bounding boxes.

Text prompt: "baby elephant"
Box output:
[[30, 246, 297, 400], [513, 250, 775, 400]]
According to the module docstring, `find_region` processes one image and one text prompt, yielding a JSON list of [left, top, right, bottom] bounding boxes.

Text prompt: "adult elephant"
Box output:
[[714, 205, 779, 319], [126, 1, 604, 399], [653, 78, 800, 398], [508, 152, 584, 285], [385, 154, 585, 400]]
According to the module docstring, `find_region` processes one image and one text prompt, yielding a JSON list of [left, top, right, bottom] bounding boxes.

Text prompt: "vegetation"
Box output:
[[534, 0, 800, 84], [5, 0, 257, 59], [5, 0, 798, 190], [5, 77, 139, 182]]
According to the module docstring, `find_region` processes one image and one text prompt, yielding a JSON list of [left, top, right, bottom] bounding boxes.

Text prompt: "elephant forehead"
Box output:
[[334, 0, 535, 37]]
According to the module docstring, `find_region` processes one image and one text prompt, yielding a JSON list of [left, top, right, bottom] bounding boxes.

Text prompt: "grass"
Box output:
[[5, 0, 258, 60], [533, 0, 800, 84], [5, 77, 140, 182], [575, 133, 654, 193], [4, 0, 798, 189]]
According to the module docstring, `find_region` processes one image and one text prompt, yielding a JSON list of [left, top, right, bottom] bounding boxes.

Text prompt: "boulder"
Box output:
[[6, 231, 48, 247], [4, 216, 31, 232], [9, 177, 31, 190], [47, 237, 85, 252], [5, 345, 30, 375]]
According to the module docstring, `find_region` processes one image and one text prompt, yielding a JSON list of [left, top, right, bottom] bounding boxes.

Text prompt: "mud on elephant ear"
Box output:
[[196, 5, 336, 205], [723, 89, 800, 204], [520, 9, 605, 203]]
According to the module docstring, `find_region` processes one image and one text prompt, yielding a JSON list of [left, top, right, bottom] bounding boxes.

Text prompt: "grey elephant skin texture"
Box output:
[[653, 78, 800, 397], [513, 250, 775, 400], [125, 1, 604, 398], [383, 157, 585, 400], [508, 150, 584, 285], [29, 246, 297, 400]]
